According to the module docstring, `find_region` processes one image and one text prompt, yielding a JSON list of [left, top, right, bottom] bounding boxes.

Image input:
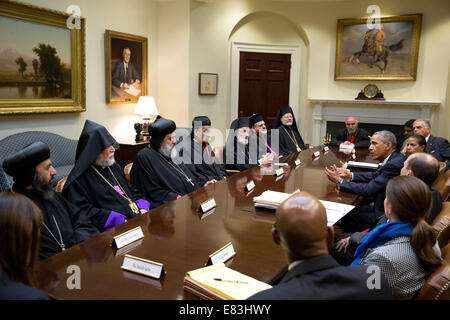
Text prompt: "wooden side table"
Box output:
[[115, 140, 150, 168]]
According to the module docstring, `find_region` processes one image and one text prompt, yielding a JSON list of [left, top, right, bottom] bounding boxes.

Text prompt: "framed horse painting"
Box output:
[[334, 14, 422, 81]]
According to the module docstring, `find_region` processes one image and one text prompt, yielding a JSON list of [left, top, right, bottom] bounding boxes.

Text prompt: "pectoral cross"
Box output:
[[186, 177, 194, 186]]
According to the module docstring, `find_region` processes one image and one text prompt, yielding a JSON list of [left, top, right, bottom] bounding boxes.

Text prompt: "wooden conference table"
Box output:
[[35, 146, 375, 299]]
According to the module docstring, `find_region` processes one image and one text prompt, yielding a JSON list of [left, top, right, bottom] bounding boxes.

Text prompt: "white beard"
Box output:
[[281, 120, 293, 126], [94, 154, 115, 167], [237, 135, 249, 145], [159, 141, 177, 159], [259, 129, 267, 136]]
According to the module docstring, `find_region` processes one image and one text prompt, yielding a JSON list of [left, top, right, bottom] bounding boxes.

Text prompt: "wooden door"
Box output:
[[238, 52, 291, 129]]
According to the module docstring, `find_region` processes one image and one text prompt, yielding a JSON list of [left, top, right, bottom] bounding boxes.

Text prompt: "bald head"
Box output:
[[401, 152, 439, 186], [274, 192, 332, 262]]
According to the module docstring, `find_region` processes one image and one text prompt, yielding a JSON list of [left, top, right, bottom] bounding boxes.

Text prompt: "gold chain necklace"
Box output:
[[282, 126, 301, 152], [90, 165, 140, 214]]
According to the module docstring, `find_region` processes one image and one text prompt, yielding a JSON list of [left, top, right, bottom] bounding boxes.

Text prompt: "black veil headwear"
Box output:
[[2, 141, 50, 190], [63, 120, 119, 191], [148, 117, 177, 149]]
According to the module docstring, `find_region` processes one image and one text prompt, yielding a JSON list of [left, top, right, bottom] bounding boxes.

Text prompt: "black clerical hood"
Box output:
[[274, 106, 300, 132], [63, 120, 119, 191], [2, 141, 50, 190], [192, 116, 211, 128], [249, 113, 264, 127], [226, 117, 250, 144], [148, 117, 176, 149]]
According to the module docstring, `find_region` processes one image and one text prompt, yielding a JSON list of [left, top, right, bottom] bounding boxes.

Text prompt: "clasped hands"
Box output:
[[259, 152, 276, 166], [324, 161, 352, 184]]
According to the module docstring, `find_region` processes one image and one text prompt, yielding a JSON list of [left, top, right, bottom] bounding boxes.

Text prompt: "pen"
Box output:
[[213, 278, 248, 284]]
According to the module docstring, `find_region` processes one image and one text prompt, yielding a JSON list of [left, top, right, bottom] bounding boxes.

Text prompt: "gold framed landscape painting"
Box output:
[[105, 30, 148, 104], [334, 14, 422, 81], [0, 1, 86, 115]]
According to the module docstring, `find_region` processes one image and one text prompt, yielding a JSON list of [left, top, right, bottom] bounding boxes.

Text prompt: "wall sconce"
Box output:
[[134, 96, 158, 142]]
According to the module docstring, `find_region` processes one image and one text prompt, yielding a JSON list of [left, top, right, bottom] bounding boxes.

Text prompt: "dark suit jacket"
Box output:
[[248, 255, 392, 300], [339, 152, 405, 213], [330, 128, 370, 148], [112, 60, 141, 88], [426, 135, 450, 162], [0, 273, 50, 300]]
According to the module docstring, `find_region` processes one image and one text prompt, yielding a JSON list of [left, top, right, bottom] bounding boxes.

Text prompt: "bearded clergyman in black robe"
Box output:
[[223, 117, 274, 172], [2, 142, 99, 260], [249, 113, 278, 160], [177, 116, 227, 185], [130, 117, 201, 210], [274, 106, 306, 156], [62, 120, 150, 232]]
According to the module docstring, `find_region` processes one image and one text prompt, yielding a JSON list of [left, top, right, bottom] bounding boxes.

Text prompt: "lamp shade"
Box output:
[[134, 96, 158, 119]]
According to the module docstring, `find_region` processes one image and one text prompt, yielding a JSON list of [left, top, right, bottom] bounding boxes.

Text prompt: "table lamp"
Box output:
[[134, 96, 159, 141]]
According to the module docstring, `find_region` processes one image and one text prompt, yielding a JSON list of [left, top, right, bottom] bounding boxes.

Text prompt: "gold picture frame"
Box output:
[[334, 14, 422, 81], [0, 1, 86, 115], [105, 30, 148, 104]]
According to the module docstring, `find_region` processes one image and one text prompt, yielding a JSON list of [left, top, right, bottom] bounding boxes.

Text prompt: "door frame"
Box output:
[[230, 42, 301, 121]]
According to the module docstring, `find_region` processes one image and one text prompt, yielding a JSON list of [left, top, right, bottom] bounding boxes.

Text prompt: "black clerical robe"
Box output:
[[223, 137, 258, 172], [14, 187, 98, 260], [249, 132, 273, 159], [131, 146, 199, 209], [63, 163, 145, 231], [277, 124, 306, 155], [178, 139, 227, 185]]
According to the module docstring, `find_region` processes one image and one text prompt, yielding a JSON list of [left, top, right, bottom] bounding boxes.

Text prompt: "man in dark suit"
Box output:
[[112, 47, 141, 90], [413, 119, 450, 163], [330, 117, 370, 148], [325, 130, 405, 233], [330, 152, 442, 266], [247, 192, 391, 300]]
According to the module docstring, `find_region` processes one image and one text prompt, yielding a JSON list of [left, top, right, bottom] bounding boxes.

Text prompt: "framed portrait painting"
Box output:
[[105, 30, 148, 104], [0, 1, 86, 115], [334, 14, 422, 81]]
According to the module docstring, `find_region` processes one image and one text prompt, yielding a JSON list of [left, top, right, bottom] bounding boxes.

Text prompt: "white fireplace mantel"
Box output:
[[308, 98, 440, 146]]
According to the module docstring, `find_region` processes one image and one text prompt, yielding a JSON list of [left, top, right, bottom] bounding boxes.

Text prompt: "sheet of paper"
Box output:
[[124, 84, 141, 97], [319, 200, 355, 226], [346, 161, 379, 170]]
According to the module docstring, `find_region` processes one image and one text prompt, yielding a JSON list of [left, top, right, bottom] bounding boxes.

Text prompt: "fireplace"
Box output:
[[326, 121, 405, 148], [309, 98, 439, 147]]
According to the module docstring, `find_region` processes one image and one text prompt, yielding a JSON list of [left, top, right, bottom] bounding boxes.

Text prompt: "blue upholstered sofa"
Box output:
[[0, 131, 77, 191]]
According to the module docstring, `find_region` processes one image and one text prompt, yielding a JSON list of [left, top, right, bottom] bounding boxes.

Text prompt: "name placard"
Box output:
[[323, 146, 329, 152], [313, 151, 321, 158], [121, 254, 165, 279], [274, 168, 284, 176], [112, 226, 144, 249], [199, 198, 216, 213], [245, 180, 255, 191], [206, 242, 236, 266], [294, 159, 301, 166]]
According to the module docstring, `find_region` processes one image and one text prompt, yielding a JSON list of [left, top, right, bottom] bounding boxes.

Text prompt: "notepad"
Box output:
[[346, 161, 380, 170], [184, 263, 272, 300], [253, 189, 300, 210]]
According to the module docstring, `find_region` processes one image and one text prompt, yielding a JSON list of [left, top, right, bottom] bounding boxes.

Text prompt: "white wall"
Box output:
[[189, 0, 450, 143], [0, 0, 158, 141], [1, 0, 449, 144], [156, 0, 190, 127]]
